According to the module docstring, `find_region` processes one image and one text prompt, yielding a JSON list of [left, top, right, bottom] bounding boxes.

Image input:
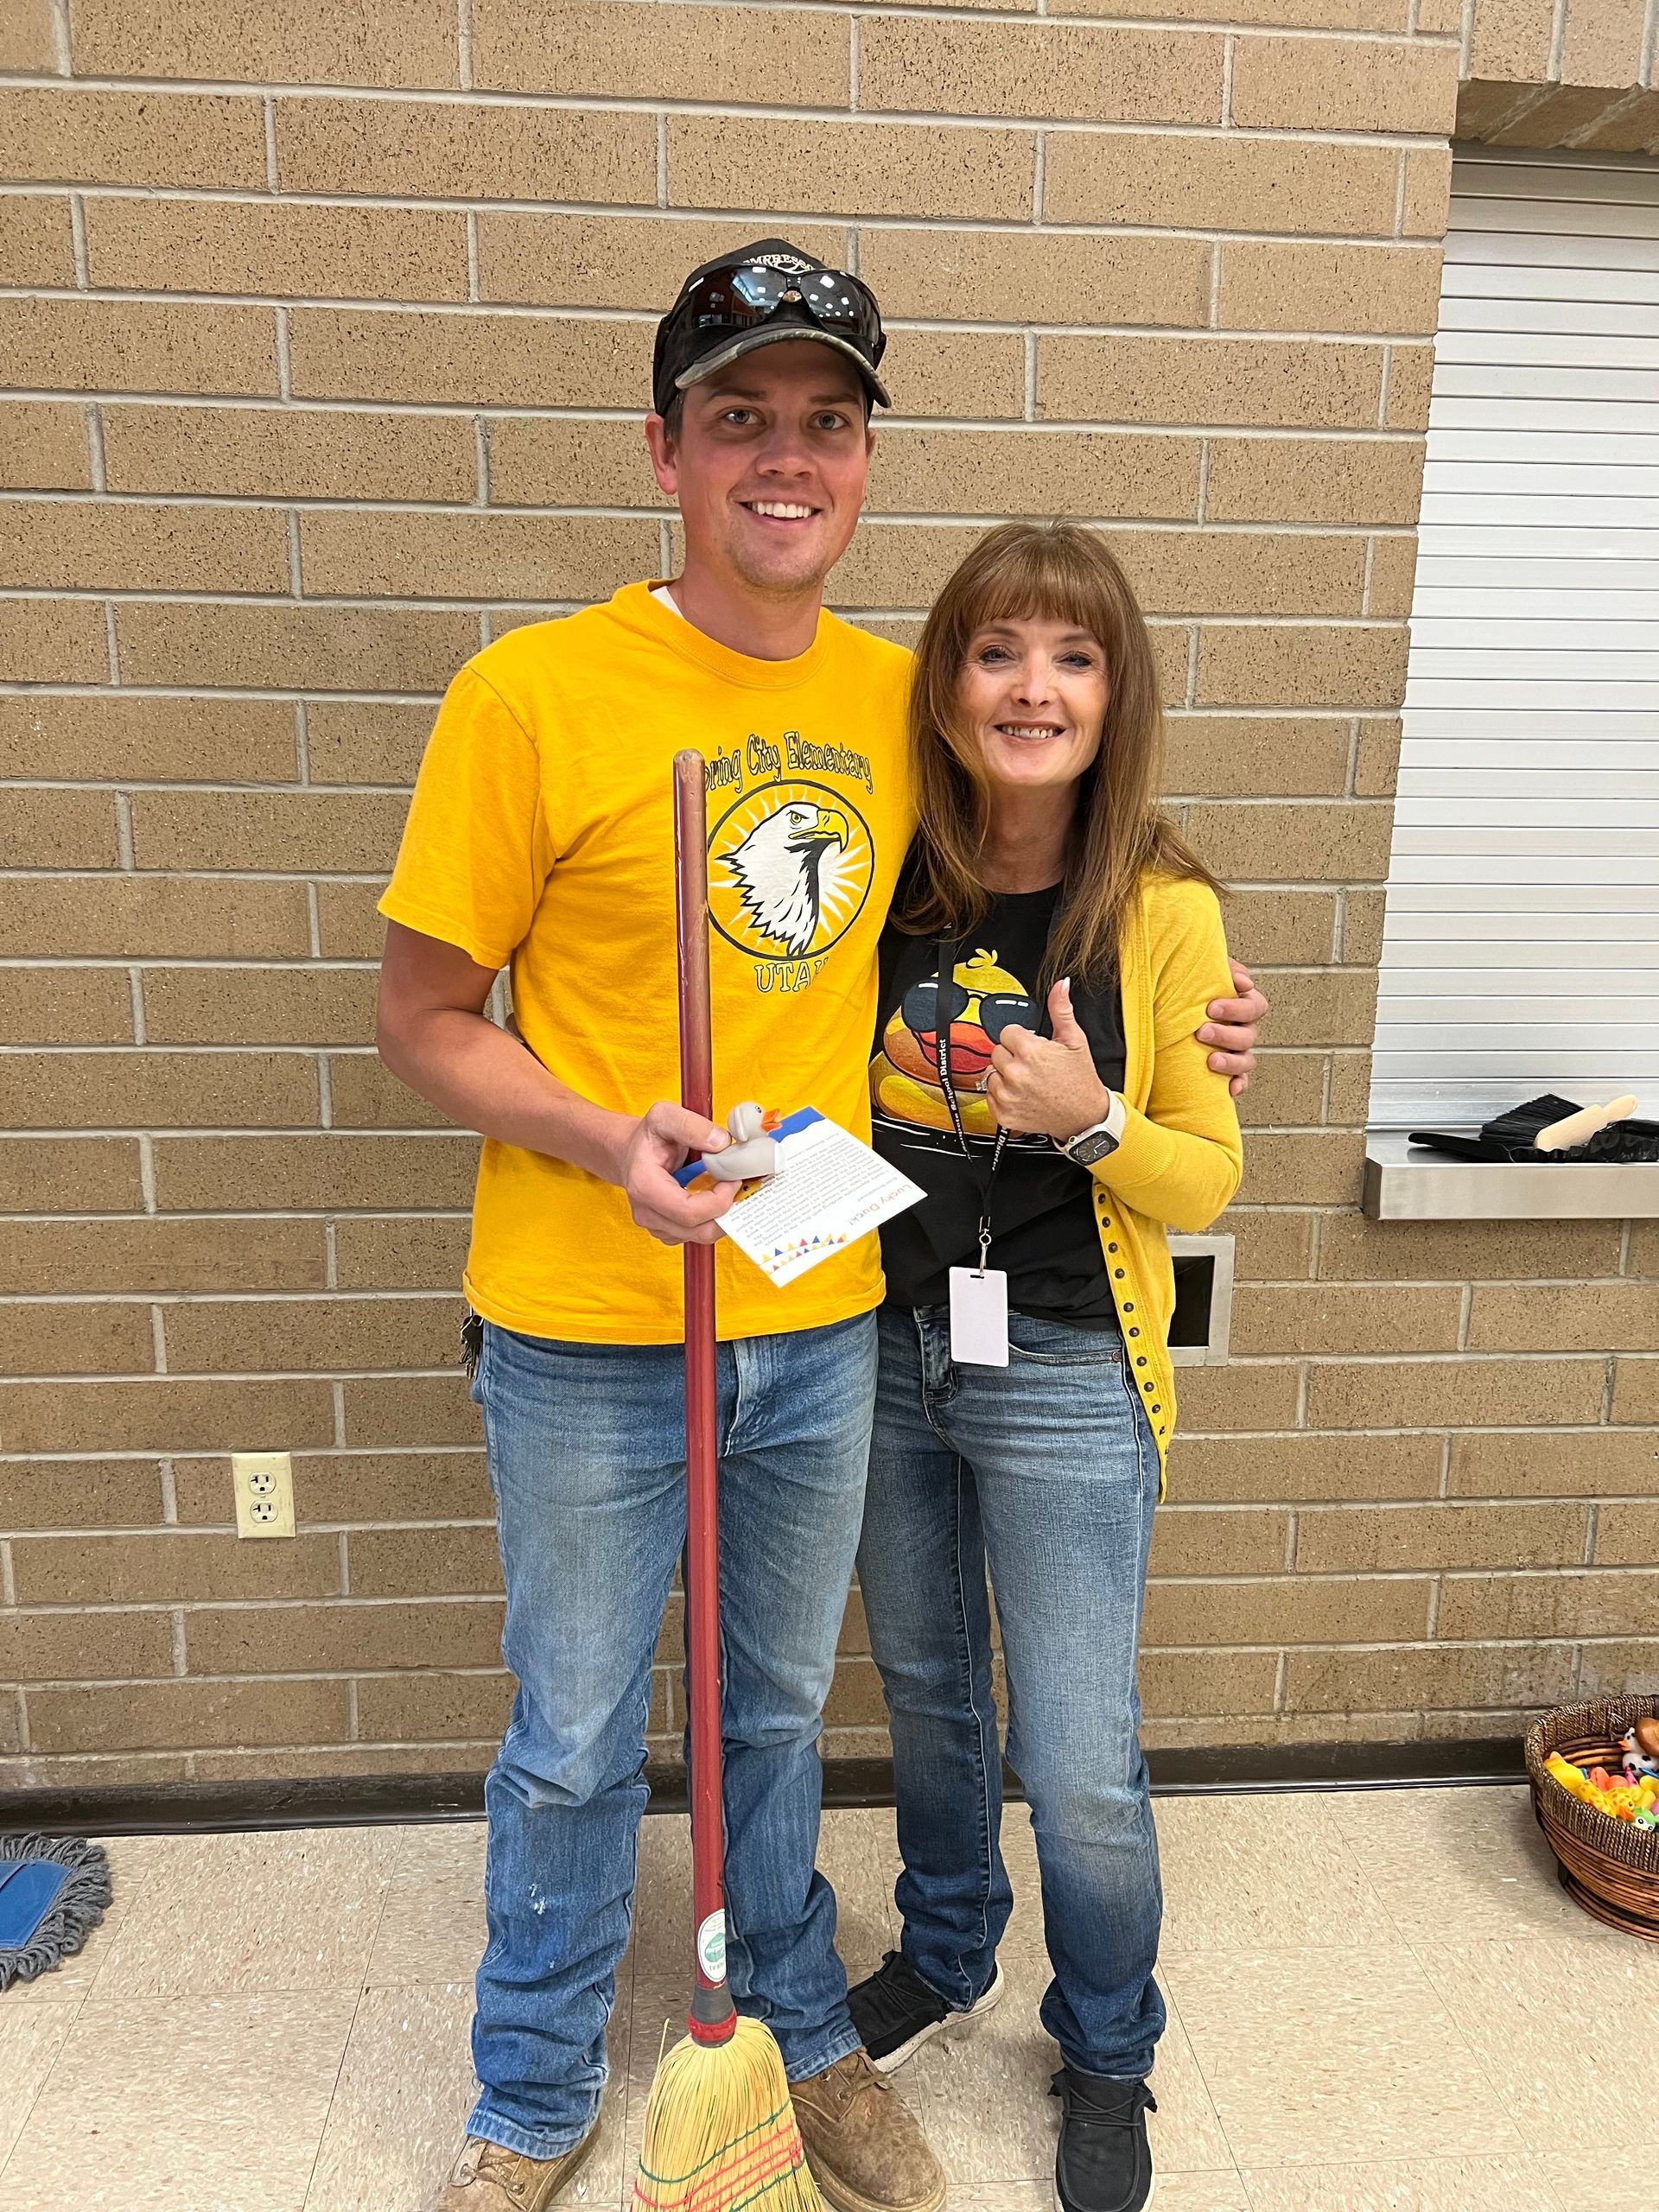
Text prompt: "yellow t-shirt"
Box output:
[[380, 581, 916, 1344]]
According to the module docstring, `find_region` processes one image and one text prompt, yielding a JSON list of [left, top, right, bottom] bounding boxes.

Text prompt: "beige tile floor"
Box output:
[[1, 1784, 1653, 2212]]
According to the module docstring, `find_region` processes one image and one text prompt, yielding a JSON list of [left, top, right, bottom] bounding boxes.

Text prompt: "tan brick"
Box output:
[[1440, 1571, 1659, 1639], [300, 511, 657, 603], [327, 1055, 454, 1129], [106, 414, 467, 521], [1402, 147, 1454, 238], [1191, 801, 1394, 883], [173, 1446, 489, 1525], [0, 299, 279, 397], [71, 0, 459, 86], [486, 416, 661, 512], [1469, 1283, 1659, 1353], [0, 1217, 326, 1296], [1, 696, 297, 787], [1044, 132, 1401, 236], [0, 1749, 196, 1784], [346, 1524, 502, 1599], [858, 226, 1211, 327], [86, 198, 471, 303], [1147, 534, 1373, 618], [1284, 1641, 1577, 1713], [1594, 1502, 1659, 1566], [1148, 1505, 1292, 1573], [1300, 1499, 1589, 1572], [1252, 969, 1378, 1046], [1354, 721, 1401, 796], [1232, 1282, 1460, 1356], [1578, 1640, 1659, 1698], [0, 194, 73, 285], [1220, 887, 1339, 964], [1325, 1053, 1373, 1127], [861, 19, 1221, 121], [188, 1742, 492, 1779], [868, 429, 1201, 523], [299, 702, 424, 788], [1167, 718, 1351, 798], [1235, 1053, 1325, 1127], [1468, 0, 1557, 78], [342, 1372, 481, 1446], [1454, 78, 1546, 137], [0, 1300, 156, 1377], [116, 603, 473, 695], [354, 1669, 514, 1743], [1143, 1573, 1431, 1645], [1319, 1214, 1624, 1281], [1205, 438, 1424, 527], [1219, 243, 1442, 339], [1197, 626, 1408, 711], [0, 0, 57, 69], [1366, 536, 1418, 620], [0, 599, 109, 683], [274, 95, 651, 205], [1040, 336, 1383, 430], [1236, 1131, 1366, 1204], [1230, 35, 1459, 131], [1449, 1428, 1659, 1497], [289, 308, 652, 409], [165, 1294, 458, 1375], [1573, 87, 1659, 150], [0, 87, 269, 187], [1173, 1360, 1303, 1432], [0, 402, 90, 493], [0, 1137, 143, 1213], [0, 497, 288, 595], [1340, 890, 1385, 963], [129, 789, 407, 873], [0, 969, 134, 1047], [1498, 83, 1641, 143], [1173, 1429, 1441, 1503], [0, 876, 311, 961], [1306, 1357, 1607, 1430], [1417, 0, 1463, 28], [152, 1132, 478, 1211], [332, 1217, 470, 1291], [0, 1458, 162, 1532], [0, 1050, 318, 1133], [478, 213, 844, 312], [883, 330, 1027, 422], [477, 1, 848, 99], [0, 789, 121, 868], [186, 1596, 500, 1674], [321, 882, 388, 960], [0, 1375, 335, 1453], [1141, 1649, 1280, 1715], [143, 966, 378, 1046], [1626, 1221, 1659, 1274], [13, 1528, 340, 1605], [1228, 1206, 1318, 1281], [1613, 1360, 1658, 1423], [29, 1675, 351, 1754], [668, 117, 1034, 221], [1386, 347, 1435, 432]]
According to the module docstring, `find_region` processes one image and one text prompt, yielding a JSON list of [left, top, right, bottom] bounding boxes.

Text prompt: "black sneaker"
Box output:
[[1051, 2067, 1157, 2212], [846, 1948, 1006, 2073]]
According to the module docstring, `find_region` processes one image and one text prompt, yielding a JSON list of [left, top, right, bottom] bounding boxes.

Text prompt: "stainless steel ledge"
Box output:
[[1363, 1131, 1659, 1221]]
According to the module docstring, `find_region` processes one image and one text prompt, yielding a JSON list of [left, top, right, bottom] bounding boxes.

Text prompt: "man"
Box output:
[[377, 240, 1266, 2212]]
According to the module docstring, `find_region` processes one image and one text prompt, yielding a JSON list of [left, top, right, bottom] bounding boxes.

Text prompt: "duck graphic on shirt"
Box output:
[[871, 945, 1042, 1139]]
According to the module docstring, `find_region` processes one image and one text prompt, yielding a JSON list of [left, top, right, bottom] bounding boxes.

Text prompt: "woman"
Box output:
[[848, 522, 1243, 2212]]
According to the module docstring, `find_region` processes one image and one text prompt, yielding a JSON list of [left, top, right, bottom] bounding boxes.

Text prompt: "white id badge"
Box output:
[[949, 1267, 1009, 1365]]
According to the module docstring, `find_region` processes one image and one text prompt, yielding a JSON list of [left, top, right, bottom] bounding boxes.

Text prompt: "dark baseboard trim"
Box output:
[[0, 1736, 1527, 1838]]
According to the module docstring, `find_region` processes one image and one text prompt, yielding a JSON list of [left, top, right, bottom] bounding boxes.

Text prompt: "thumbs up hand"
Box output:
[[986, 978, 1115, 1142]]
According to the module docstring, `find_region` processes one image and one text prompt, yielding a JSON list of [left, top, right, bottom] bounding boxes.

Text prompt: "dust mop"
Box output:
[[632, 753, 823, 2212], [0, 1834, 111, 1991]]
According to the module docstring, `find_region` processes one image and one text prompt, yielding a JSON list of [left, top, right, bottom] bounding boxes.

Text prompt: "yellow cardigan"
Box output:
[[1089, 871, 1243, 1491]]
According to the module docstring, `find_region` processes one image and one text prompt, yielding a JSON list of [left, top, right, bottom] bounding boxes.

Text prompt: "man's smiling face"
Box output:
[[648, 341, 874, 601]]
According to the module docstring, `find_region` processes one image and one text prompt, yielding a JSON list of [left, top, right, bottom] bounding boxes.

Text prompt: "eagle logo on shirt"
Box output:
[[708, 780, 874, 964]]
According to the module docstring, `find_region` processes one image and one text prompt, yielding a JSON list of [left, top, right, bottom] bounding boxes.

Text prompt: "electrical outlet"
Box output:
[[232, 1451, 295, 1540]]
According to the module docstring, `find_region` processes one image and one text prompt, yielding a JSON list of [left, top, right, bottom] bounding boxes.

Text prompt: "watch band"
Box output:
[[1061, 1090, 1126, 1159]]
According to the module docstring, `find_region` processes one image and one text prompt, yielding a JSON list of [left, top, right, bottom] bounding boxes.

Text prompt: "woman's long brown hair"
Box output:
[[897, 520, 1220, 988]]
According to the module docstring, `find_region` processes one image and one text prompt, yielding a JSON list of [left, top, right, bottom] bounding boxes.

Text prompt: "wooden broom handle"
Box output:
[[674, 750, 734, 2035]]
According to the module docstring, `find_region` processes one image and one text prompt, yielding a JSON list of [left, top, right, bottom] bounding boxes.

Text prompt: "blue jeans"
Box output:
[[467, 1312, 877, 2156], [856, 1306, 1166, 2081]]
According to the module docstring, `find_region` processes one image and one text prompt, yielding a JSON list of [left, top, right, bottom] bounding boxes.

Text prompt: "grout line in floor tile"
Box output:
[[0, 1991, 86, 2190], [1158, 1977, 1245, 2190], [299, 1840, 404, 2212]]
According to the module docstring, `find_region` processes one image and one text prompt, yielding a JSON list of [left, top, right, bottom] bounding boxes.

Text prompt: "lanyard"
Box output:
[[931, 935, 1014, 1278]]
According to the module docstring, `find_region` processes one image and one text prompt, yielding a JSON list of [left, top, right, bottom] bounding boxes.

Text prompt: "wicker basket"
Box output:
[[1525, 1695, 1659, 1942]]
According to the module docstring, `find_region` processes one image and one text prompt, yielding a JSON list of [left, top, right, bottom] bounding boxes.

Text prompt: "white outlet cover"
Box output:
[[232, 1452, 296, 1540]]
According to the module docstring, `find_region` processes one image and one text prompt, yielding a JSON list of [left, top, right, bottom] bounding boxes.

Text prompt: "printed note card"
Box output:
[[677, 1107, 924, 1287]]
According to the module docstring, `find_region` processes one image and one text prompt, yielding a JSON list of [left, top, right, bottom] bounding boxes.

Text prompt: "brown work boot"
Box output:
[[791, 2049, 946, 2212], [429, 2120, 601, 2211]]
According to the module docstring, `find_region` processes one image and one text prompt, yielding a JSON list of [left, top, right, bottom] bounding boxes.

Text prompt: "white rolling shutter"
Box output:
[[1369, 144, 1659, 1130]]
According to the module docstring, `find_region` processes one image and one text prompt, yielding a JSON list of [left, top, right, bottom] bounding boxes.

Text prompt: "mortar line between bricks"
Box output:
[[263, 97, 281, 192], [0, 587, 1420, 618], [457, 0, 476, 91]]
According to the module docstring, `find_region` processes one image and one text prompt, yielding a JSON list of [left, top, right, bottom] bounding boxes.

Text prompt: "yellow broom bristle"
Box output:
[[633, 2014, 826, 2212]]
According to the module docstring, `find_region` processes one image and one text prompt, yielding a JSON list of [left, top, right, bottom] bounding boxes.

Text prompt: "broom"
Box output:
[[632, 752, 825, 2212]]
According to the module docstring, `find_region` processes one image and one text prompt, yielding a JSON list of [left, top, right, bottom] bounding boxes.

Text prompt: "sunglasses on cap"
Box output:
[[902, 977, 1040, 1046], [677, 262, 885, 357]]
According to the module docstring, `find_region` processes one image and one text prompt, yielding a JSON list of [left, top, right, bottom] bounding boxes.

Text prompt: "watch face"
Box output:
[[1069, 1128, 1118, 1166]]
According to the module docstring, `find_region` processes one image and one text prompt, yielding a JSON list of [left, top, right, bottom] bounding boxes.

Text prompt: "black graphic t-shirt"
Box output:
[[870, 882, 1127, 1329]]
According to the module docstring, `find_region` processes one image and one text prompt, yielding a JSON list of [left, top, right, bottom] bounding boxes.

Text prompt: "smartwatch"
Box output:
[[1058, 1090, 1127, 1166]]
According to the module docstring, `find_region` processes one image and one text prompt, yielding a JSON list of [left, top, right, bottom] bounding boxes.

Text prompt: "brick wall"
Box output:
[[1, 0, 1655, 1794]]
